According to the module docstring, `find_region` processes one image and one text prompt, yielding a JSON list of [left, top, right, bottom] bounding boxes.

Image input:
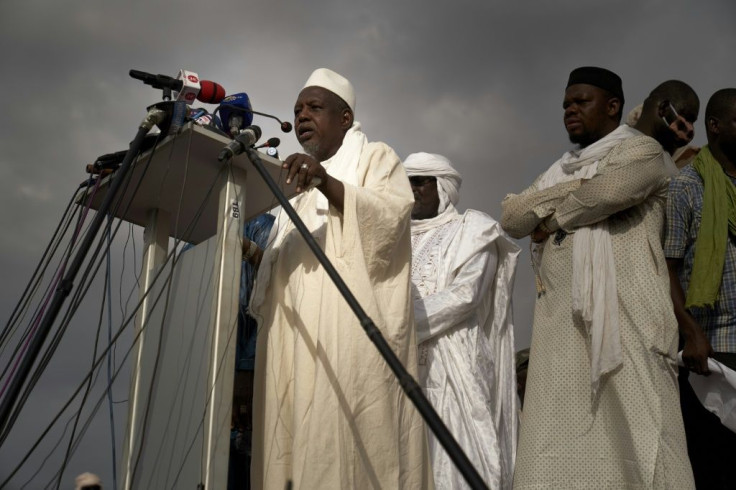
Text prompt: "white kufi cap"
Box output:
[[303, 68, 356, 113]]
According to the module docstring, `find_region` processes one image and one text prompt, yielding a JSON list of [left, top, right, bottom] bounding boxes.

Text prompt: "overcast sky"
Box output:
[[1, 0, 735, 487]]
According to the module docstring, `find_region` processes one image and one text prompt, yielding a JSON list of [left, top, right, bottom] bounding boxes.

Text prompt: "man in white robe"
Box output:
[[502, 70, 698, 489], [404, 152, 520, 490], [248, 69, 432, 489]]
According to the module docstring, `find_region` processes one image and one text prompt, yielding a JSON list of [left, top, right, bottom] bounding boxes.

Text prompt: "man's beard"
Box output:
[[301, 141, 320, 159], [568, 131, 594, 148]]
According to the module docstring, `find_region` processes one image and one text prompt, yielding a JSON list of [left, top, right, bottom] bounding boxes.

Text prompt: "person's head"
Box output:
[[294, 68, 355, 162], [75, 472, 102, 490], [403, 152, 462, 220], [705, 88, 736, 164], [634, 80, 699, 154], [563, 66, 625, 148]]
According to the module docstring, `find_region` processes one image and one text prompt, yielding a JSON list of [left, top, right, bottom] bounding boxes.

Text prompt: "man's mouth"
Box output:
[[565, 119, 582, 131], [297, 127, 314, 141]]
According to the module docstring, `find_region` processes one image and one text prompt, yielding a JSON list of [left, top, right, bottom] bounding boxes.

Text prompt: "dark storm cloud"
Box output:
[[1, 0, 735, 486]]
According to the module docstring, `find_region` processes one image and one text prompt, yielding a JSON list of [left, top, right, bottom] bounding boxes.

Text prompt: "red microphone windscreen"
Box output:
[[197, 81, 226, 103]]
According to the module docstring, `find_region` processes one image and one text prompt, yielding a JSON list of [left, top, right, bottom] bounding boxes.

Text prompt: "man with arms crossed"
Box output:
[[502, 68, 697, 489]]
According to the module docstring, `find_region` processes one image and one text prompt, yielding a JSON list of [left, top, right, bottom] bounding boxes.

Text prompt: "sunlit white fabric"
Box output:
[[411, 207, 520, 490], [250, 139, 432, 489]]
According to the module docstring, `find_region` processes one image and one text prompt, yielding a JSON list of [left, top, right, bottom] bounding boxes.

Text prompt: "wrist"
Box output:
[[243, 240, 259, 262], [316, 172, 330, 191], [537, 219, 553, 234]]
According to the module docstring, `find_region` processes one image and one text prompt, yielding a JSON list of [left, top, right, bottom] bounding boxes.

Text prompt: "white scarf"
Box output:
[[250, 122, 367, 313], [410, 203, 460, 234], [537, 124, 637, 393]]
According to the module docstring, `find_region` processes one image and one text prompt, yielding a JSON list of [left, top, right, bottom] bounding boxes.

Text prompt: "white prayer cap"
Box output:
[[75, 472, 102, 489], [403, 152, 462, 207], [303, 68, 355, 113]]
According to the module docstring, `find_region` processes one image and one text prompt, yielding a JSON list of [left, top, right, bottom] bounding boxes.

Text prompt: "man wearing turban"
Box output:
[[502, 68, 696, 489], [404, 152, 520, 489], [247, 69, 431, 489]]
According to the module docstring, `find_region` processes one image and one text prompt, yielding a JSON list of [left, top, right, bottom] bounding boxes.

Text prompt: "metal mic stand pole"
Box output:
[[0, 106, 167, 435], [243, 147, 489, 490]]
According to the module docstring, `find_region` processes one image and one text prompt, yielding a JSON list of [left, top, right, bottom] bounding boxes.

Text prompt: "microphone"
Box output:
[[218, 93, 254, 137], [198, 80, 226, 103], [129, 69, 226, 103], [216, 92, 293, 134], [266, 146, 279, 160], [218, 125, 262, 161], [174, 69, 200, 103], [255, 137, 280, 149]]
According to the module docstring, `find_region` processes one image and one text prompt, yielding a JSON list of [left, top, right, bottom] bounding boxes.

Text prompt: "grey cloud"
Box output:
[[1, 0, 735, 486]]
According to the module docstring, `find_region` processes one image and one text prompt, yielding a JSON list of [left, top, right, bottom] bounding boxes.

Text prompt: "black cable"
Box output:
[[1, 129, 228, 486], [0, 129, 166, 443], [0, 182, 87, 367], [0, 178, 101, 419], [0, 237, 181, 488], [0, 116, 155, 437], [18, 409, 79, 489], [0, 181, 85, 347], [3, 176, 133, 443], [53, 231, 112, 489], [2, 123, 239, 487]]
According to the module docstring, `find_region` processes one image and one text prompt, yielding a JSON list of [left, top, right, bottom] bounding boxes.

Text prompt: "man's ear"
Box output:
[[342, 109, 354, 130], [707, 116, 720, 136], [607, 98, 622, 118]]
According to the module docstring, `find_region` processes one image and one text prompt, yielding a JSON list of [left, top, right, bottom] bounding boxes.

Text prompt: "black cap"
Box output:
[[567, 66, 625, 105]]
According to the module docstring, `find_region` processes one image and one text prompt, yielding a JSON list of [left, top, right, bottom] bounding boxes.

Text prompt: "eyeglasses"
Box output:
[[409, 176, 436, 187]]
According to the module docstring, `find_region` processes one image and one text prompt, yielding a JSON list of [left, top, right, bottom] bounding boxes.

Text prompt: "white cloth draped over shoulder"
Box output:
[[250, 123, 432, 489], [536, 124, 638, 393]]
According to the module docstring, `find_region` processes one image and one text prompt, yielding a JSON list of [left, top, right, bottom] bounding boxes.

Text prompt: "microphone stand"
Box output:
[[243, 147, 490, 490], [0, 106, 167, 436]]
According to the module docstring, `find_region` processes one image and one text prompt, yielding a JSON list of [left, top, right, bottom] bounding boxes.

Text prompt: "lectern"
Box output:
[[84, 122, 296, 489]]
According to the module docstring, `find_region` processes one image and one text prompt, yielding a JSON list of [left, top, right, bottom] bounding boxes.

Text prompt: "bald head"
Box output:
[[635, 80, 699, 154], [705, 88, 736, 126], [642, 80, 699, 120], [705, 88, 736, 165]]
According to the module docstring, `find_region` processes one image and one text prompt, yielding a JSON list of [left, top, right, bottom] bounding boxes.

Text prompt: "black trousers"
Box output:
[[678, 352, 736, 490]]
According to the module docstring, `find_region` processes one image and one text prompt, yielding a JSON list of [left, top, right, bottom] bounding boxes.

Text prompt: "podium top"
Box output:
[[82, 123, 297, 244]]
